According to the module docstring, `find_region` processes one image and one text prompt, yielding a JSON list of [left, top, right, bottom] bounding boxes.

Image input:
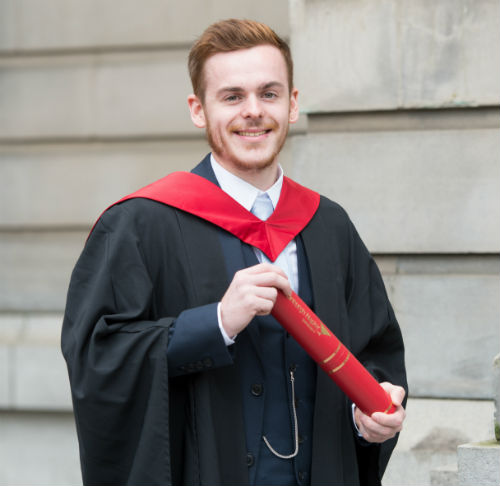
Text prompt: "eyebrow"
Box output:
[[260, 81, 286, 91], [216, 81, 286, 97]]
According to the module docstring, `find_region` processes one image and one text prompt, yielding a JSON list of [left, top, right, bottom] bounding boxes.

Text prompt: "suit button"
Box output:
[[251, 383, 263, 396], [246, 452, 255, 467], [298, 471, 306, 481], [202, 357, 213, 368]]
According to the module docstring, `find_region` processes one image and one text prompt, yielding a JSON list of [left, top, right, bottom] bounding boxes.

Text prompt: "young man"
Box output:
[[62, 19, 407, 486]]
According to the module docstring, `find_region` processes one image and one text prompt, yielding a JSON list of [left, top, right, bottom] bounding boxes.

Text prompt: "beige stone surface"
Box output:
[[0, 0, 289, 50], [388, 272, 500, 399], [0, 231, 85, 311], [291, 128, 500, 253], [0, 315, 23, 408], [0, 50, 194, 139], [14, 342, 71, 410], [0, 411, 80, 485], [291, 0, 500, 111], [0, 313, 71, 410], [378, 255, 500, 400], [0, 345, 9, 408]]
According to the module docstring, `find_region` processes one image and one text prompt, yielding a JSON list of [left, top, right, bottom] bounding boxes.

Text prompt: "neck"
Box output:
[[214, 159, 280, 191]]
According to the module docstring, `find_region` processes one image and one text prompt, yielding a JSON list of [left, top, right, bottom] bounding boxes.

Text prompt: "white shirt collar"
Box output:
[[210, 153, 283, 212]]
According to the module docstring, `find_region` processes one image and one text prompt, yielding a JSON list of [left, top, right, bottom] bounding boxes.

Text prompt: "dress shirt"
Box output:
[[210, 154, 299, 344]]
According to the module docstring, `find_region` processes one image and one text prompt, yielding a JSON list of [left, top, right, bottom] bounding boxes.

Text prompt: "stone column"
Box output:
[[457, 354, 500, 486]]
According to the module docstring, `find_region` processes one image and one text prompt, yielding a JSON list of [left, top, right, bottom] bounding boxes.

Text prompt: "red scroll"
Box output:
[[271, 291, 395, 416]]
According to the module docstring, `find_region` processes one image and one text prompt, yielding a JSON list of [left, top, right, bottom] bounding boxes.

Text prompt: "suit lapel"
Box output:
[[191, 153, 217, 182]]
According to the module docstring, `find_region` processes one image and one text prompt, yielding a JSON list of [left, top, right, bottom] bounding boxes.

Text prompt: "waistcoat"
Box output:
[[235, 237, 317, 486]]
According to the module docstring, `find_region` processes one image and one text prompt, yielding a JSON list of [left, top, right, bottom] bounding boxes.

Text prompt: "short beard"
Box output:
[[205, 119, 289, 173]]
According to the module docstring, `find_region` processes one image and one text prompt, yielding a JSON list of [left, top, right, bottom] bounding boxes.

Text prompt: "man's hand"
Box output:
[[220, 263, 292, 338], [354, 382, 406, 443]]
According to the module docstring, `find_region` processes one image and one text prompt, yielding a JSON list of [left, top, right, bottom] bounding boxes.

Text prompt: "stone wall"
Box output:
[[290, 1, 499, 484], [1, 0, 498, 484]]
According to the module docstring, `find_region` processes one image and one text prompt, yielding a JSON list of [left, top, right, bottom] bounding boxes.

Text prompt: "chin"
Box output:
[[207, 131, 286, 174], [234, 154, 276, 171], [223, 149, 279, 172]]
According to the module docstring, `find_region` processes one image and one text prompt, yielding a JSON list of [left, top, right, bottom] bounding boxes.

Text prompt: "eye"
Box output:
[[262, 92, 278, 99], [224, 94, 241, 102]]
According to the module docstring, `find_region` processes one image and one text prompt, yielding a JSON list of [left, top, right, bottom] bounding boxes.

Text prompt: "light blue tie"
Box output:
[[251, 192, 294, 289], [251, 192, 274, 221], [250, 193, 274, 266], [250, 192, 297, 292]]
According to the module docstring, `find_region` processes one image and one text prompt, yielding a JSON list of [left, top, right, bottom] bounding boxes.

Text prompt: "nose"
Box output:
[[241, 94, 263, 119]]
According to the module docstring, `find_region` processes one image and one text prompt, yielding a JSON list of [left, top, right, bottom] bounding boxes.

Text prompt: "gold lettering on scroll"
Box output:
[[322, 342, 341, 364], [328, 352, 350, 374], [288, 295, 331, 337]]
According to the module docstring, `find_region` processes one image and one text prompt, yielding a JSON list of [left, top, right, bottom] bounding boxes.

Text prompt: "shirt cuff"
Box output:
[[217, 302, 236, 346], [352, 403, 363, 437]]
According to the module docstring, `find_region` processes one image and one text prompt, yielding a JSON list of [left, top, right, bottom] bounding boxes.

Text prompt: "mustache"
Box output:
[[229, 120, 278, 132]]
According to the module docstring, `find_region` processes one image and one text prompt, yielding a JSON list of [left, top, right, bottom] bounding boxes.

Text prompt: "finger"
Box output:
[[248, 271, 292, 295], [254, 298, 276, 316], [379, 382, 406, 406], [237, 285, 279, 312], [368, 415, 403, 436], [234, 265, 288, 286], [243, 263, 291, 289], [359, 416, 400, 442], [357, 404, 405, 442], [253, 286, 278, 303], [243, 263, 288, 278], [232, 265, 292, 300], [371, 407, 406, 430], [369, 413, 405, 439]]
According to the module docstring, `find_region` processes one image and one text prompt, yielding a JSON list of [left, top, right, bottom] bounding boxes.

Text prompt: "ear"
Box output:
[[288, 88, 299, 124], [187, 94, 206, 128]]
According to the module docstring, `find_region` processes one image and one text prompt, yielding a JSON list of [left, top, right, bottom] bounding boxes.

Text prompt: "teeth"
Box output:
[[238, 130, 267, 137]]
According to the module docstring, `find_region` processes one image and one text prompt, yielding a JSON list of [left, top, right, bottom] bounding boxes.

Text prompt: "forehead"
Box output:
[[203, 45, 288, 94]]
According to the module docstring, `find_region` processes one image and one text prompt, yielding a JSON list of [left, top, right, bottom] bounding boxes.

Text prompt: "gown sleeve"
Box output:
[[61, 202, 231, 485]]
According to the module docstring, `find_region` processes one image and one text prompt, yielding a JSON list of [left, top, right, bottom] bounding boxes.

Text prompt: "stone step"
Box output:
[[458, 441, 500, 486], [430, 464, 458, 486]]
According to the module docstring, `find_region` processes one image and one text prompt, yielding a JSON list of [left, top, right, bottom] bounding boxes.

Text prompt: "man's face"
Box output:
[[188, 45, 298, 177]]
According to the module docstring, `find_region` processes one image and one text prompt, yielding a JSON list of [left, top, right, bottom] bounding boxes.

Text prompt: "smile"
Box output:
[[236, 130, 270, 137]]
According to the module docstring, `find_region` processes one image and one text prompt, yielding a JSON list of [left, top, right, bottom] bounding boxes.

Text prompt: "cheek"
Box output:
[[271, 104, 292, 123]]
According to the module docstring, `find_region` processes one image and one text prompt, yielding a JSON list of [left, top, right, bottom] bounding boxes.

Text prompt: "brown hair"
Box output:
[[188, 19, 293, 101]]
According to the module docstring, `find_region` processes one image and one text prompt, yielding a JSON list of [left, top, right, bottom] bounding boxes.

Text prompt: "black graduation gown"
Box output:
[[61, 159, 407, 486]]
